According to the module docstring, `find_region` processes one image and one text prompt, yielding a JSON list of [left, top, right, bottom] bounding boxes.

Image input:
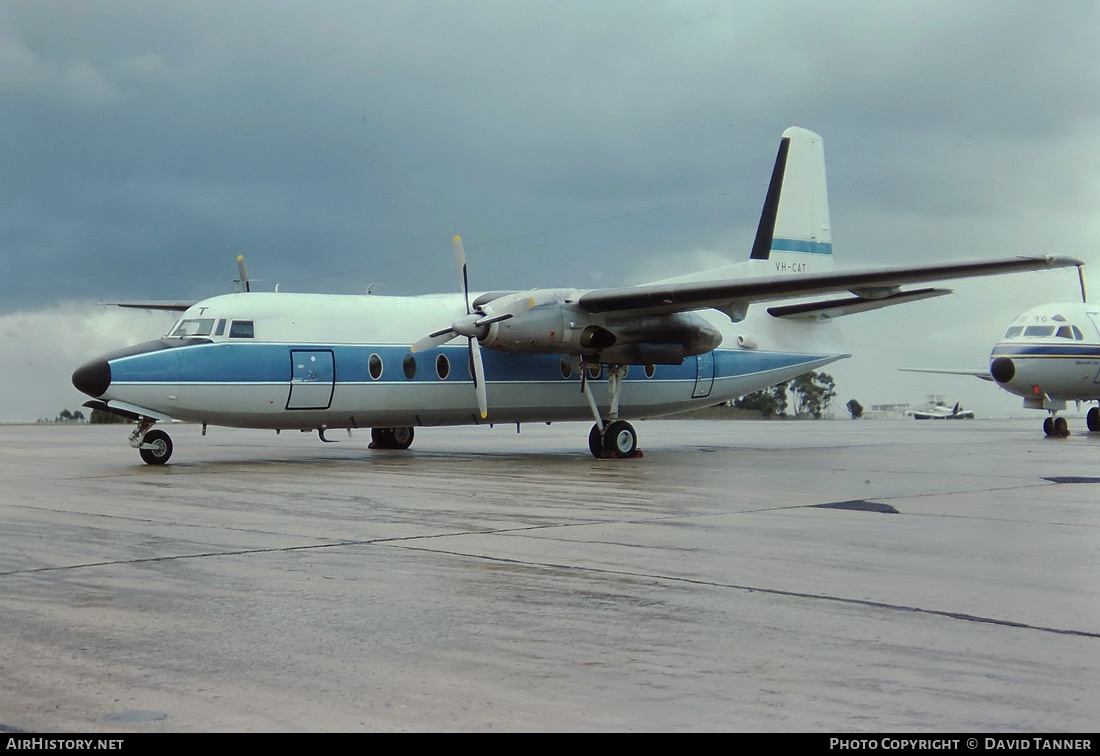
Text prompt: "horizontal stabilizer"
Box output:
[[898, 367, 994, 382], [767, 287, 950, 320], [110, 301, 197, 312]]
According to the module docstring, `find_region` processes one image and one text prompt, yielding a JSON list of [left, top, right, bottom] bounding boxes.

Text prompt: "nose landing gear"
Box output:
[[1043, 414, 1070, 438], [130, 419, 174, 464]]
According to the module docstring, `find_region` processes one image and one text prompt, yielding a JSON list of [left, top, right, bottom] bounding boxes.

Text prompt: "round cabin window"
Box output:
[[403, 353, 417, 380], [436, 353, 450, 380], [559, 355, 572, 379], [368, 353, 383, 380]]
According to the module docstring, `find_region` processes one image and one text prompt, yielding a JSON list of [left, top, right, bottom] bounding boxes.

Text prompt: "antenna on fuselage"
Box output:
[[236, 255, 251, 293]]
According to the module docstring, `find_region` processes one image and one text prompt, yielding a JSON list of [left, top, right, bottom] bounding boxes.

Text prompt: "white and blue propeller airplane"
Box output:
[[902, 293, 1100, 437], [72, 127, 1081, 464]]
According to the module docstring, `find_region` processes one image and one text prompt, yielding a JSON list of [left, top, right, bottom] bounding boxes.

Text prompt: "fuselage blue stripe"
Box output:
[[108, 343, 834, 385], [991, 344, 1100, 358]]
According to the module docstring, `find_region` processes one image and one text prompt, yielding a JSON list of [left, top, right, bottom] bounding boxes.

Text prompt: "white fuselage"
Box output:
[[90, 290, 850, 431], [989, 302, 1100, 407]]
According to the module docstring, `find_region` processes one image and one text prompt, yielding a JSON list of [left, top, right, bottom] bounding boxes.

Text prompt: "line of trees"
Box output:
[[37, 409, 86, 424], [735, 371, 862, 419], [39, 408, 130, 424]]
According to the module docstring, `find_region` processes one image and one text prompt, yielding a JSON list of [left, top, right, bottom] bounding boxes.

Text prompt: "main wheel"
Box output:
[[370, 427, 395, 448], [588, 424, 604, 458], [1043, 417, 1054, 436], [1088, 407, 1100, 432], [602, 420, 639, 458], [391, 426, 414, 450], [138, 428, 173, 465]]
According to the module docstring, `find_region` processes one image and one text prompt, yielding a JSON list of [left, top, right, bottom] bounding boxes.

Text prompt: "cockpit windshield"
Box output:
[[169, 318, 215, 337], [1006, 322, 1086, 340]]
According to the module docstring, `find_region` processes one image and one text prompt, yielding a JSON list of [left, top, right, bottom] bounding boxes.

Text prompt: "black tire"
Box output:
[[588, 424, 604, 458], [602, 420, 638, 458], [1043, 417, 1054, 436], [370, 427, 394, 448], [139, 429, 173, 465], [1054, 416, 1070, 437], [1088, 407, 1100, 433], [391, 426, 414, 450]]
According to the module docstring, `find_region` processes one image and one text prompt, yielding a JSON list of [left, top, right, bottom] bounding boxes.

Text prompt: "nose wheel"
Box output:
[[137, 428, 173, 465], [1043, 415, 1070, 438]]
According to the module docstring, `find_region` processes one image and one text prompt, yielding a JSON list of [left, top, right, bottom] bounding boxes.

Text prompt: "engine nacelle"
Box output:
[[483, 304, 572, 352], [482, 303, 722, 364]]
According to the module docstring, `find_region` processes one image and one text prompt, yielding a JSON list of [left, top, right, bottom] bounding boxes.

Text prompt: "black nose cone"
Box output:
[[72, 359, 111, 397], [990, 356, 1015, 384]]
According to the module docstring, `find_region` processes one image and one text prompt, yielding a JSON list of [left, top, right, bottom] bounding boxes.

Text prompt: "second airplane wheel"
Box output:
[[1088, 407, 1100, 432], [1054, 416, 1070, 437], [603, 420, 639, 458]]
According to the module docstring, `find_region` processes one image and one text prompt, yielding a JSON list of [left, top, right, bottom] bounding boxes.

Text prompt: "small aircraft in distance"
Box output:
[[908, 401, 975, 420], [902, 299, 1100, 437], [72, 127, 1082, 463]]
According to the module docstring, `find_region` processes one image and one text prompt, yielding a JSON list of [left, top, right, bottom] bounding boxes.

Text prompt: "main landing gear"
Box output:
[[131, 420, 173, 465], [584, 363, 642, 459], [370, 426, 415, 450], [1088, 407, 1100, 433]]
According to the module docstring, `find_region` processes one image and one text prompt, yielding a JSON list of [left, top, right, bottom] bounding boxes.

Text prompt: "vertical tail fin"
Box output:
[[751, 126, 832, 274]]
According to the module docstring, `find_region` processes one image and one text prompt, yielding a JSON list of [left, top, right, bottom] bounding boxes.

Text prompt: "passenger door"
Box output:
[[692, 351, 715, 398], [287, 349, 336, 410]]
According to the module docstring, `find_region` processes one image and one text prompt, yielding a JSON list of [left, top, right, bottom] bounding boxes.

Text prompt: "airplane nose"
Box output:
[[72, 358, 111, 397], [990, 356, 1015, 383]]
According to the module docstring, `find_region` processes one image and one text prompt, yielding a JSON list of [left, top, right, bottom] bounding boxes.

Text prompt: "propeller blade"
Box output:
[[1078, 264, 1088, 304], [469, 339, 488, 419], [473, 312, 514, 328], [454, 235, 470, 314], [411, 328, 458, 353], [236, 255, 250, 293]]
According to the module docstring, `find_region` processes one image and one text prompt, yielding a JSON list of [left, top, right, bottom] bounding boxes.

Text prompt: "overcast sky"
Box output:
[[2, 1, 1099, 422]]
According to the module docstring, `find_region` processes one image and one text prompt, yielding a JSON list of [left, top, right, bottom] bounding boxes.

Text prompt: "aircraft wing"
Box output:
[[765, 287, 950, 320], [576, 255, 1082, 321], [899, 367, 995, 382]]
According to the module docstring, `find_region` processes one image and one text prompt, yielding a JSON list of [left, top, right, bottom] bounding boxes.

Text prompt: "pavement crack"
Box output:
[[385, 544, 1100, 641]]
